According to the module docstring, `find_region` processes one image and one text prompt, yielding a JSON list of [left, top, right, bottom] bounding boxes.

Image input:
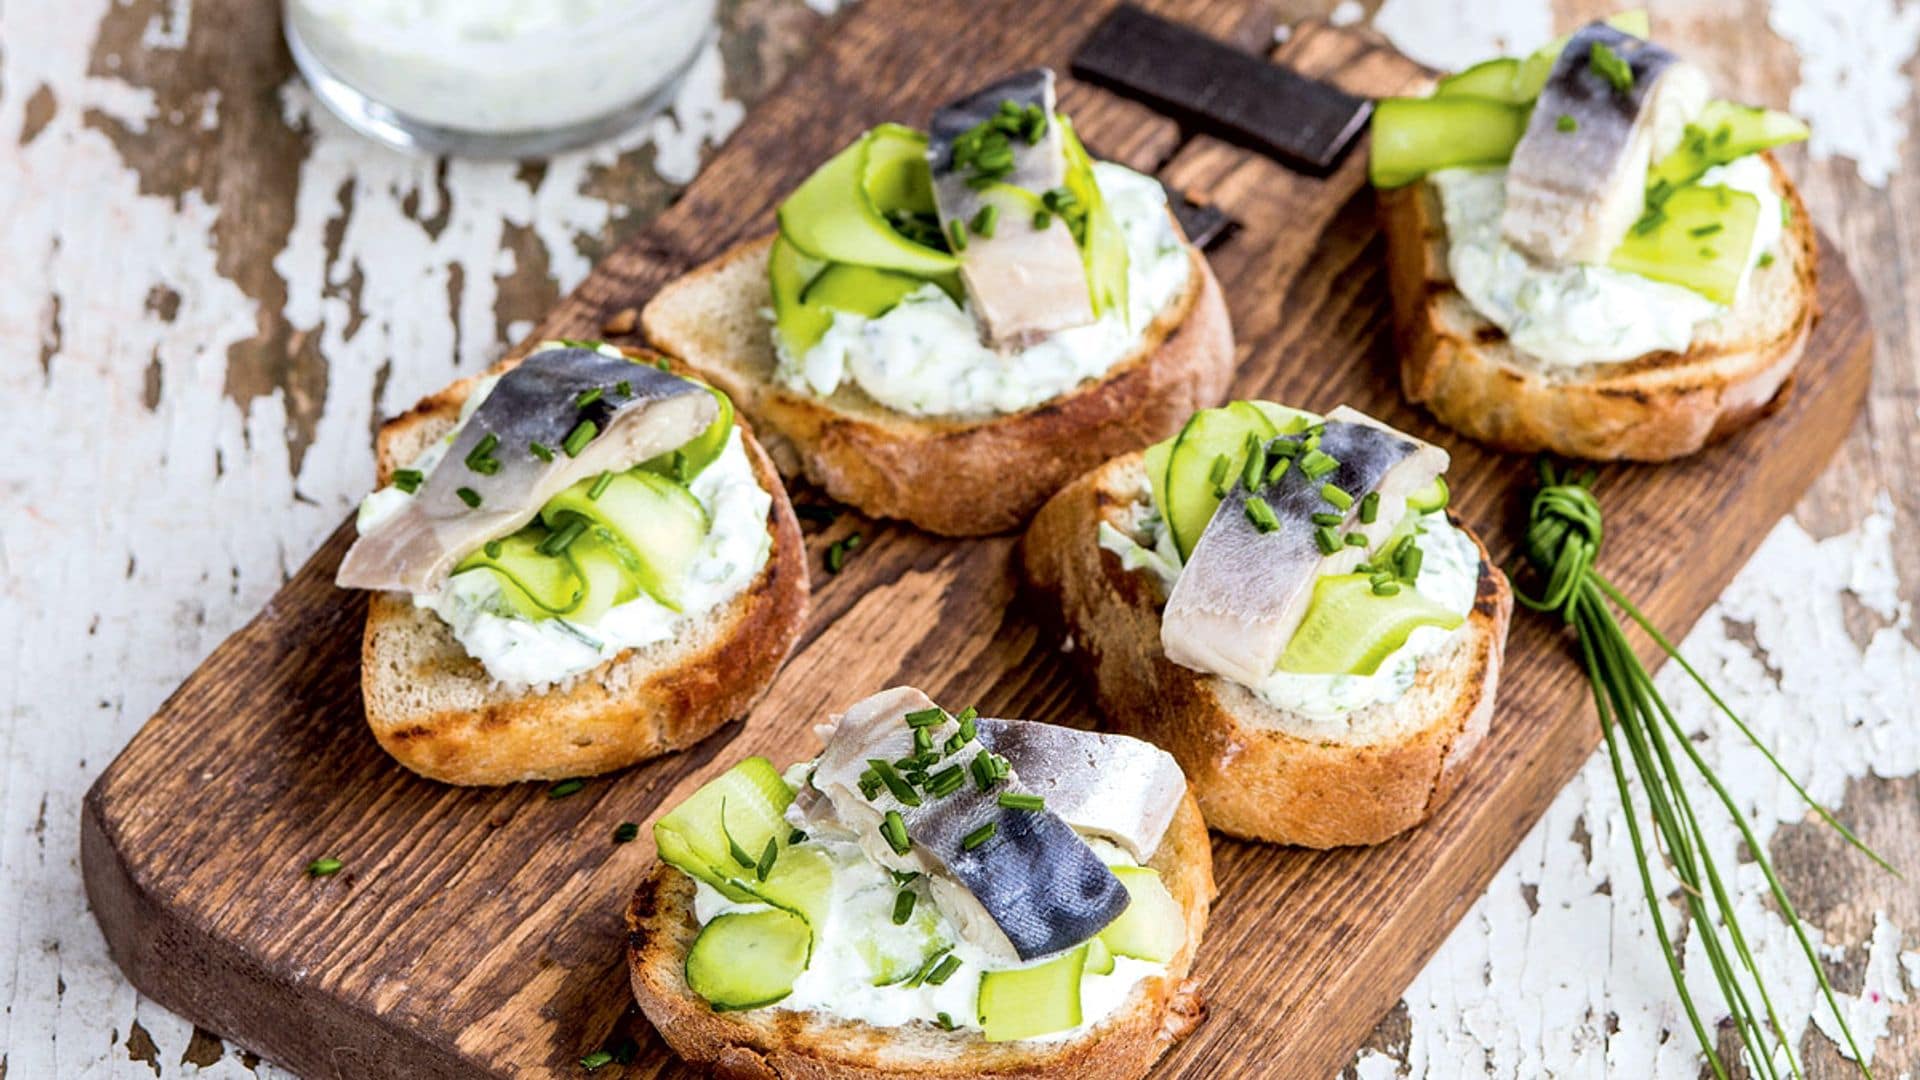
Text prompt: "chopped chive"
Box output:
[[1321, 483, 1354, 511], [654, 357, 671, 371], [1244, 496, 1280, 533], [615, 379, 632, 397], [904, 706, 948, 728], [755, 836, 778, 882], [827, 532, 863, 573], [1207, 453, 1230, 494], [1359, 491, 1380, 524], [906, 946, 952, 988], [1300, 448, 1339, 479], [934, 1012, 956, 1031], [1242, 439, 1268, 491], [575, 387, 604, 408], [391, 468, 424, 493], [913, 726, 934, 755], [996, 791, 1045, 811], [612, 822, 639, 843], [925, 954, 963, 985], [970, 203, 999, 238], [961, 822, 998, 851], [956, 706, 978, 739], [484, 539, 503, 559], [562, 420, 597, 457], [1343, 532, 1369, 548], [948, 219, 969, 251], [943, 732, 967, 755], [1314, 525, 1340, 555], [538, 518, 587, 556], [926, 764, 967, 797], [456, 486, 482, 508], [969, 752, 996, 792], [1372, 580, 1402, 596], [1269, 439, 1301, 458], [1758, 251, 1776, 268], [549, 778, 585, 799], [1589, 41, 1635, 93], [1032, 208, 1053, 230], [306, 856, 343, 878], [464, 432, 501, 475], [892, 888, 918, 925], [788, 829, 808, 845], [529, 441, 554, 462], [1311, 511, 1344, 528], [868, 758, 922, 807], [587, 471, 615, 500], [1556, 113, 1578, 133], [1399, 545, 1424, 580], [1266, 458, 1291, 485], [580, 1050, 615, 1070], [1689, 223, 1724, 238], [891, 869, 920, 886], [882, 810, 912, 855]]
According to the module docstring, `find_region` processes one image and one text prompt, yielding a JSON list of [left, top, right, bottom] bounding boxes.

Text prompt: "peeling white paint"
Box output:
[[1770, 0, 1920, 187]]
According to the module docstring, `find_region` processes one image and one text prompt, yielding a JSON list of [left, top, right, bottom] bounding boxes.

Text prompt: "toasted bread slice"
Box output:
[[640, 234, 1234, 536], [1021, 452, 1513, 848], [1381, 152, 1816, 461], [357, 350, 810, 786], [626, 792, 1214, 1080]]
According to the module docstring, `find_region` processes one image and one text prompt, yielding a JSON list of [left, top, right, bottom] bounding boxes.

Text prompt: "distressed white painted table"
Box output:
[[4, 1, 1916, 1076]]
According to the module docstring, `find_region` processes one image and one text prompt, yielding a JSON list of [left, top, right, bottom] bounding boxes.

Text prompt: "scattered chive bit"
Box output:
[[721, 799, 756, 868], [579, 1050, 615, 1070], [587, 471, 615, 500], [947, 219, 969, 251], [456, 486, 483, 508], [1314, 525, 1340, 555], [465, 432, 501, 475], [826, 532, 863, 573], [935, 1012, 957, 1031], [996, 791, 1045, 811], [574, 387, 604, 409], [529, 440, 555, 463], [614, 379, 632, 397], [1032, 208, 1053, 230], [1689, 223, 1724, 238], [306, 856, 343, 878], [892, 888, 918, 925], [1266, 458, 1291, 486], [1242, 438, 1268, 491], [548, 778, 585, 799], [484, 539, 503, 559], [788, 829, 808, 845], [913, 726, 935, 755], [1697, 246, 1716, 259], [926, 764, 967, 797], [654, 357, 671, 371], [970, 203, 999, 239], [891, 869, 921, 886], [1631, 208, 1666, 236], [1372, 580, 1402, 596], [925, 954, 963, 986], [611, 822, 639, 844], [391, 468, 424, 494], [906, 947, 953, 988], [1359, 491, 1380, 524], [904, 706, 948, 728], [795, 503, 842, 526], [538, 518, 587, 556], [1556, 113, 1578, 133], [1320, 483, 1354, 511], [1399, 544, 1424, 580], [1300, 448, 1339, 479], [882, 810, 912, 855], [1311, 511, 1344, 527], [868, 758, 922, 806], [1244, 496, 1280, 533], [1589, 41, 1635, 93], [1758, 251, 1776, 268], [1343, 532, 1369, 548], [562, 419, 598, 457], [956, 705, 978, 738], [1207, 453, 1231, 496], [755, 836, 778, 882], [962, 821, 998, 851], [968, 753, 996, 792], [942, 732, 967, 755], [1269, 438, 1302, 458]]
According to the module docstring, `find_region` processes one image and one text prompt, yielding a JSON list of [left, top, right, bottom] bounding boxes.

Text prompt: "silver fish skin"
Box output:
[[1501, 22, 1710, 266], [1160, 406, 1449, 689], [926, 68, 1096, 348], [335, 347, 716, 594], [973, 718, 1185, 863], [805, 687, 1130, 962]]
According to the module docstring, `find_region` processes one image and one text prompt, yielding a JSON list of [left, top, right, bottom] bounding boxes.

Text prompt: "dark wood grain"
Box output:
[[80, 6, 1874, 1079]]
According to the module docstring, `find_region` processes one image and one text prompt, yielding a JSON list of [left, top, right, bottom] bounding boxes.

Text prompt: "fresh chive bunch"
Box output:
[[1518, 462, 1893, 1079]]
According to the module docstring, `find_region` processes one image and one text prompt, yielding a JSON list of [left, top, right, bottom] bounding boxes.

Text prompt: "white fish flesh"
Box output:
[[1501, 22, 1710, 266], [335, 347, 716, 594], [1161, 406, 1449, 689], [804, 687, 1132, 961], [973, 718, 1184, 862], [926, 68, 1096, 348]]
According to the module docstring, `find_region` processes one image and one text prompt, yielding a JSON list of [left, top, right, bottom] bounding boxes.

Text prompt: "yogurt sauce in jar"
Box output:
[[284, 0, 717, 157]]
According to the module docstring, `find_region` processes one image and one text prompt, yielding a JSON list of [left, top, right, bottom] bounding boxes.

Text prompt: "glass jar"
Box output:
[[284, 0, 719, 158]]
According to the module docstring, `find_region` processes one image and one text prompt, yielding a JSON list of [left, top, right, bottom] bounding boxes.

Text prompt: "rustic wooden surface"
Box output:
[[8, 1, 1920, 1078]]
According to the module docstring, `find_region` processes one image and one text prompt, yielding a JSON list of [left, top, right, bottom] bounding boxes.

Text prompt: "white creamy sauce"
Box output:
[[352, 352, 773, 688], [1099, 498, 1481, 720], [776, 162, 1193, 418], [1430, 153, 1783, 368], [286, 0, 714, 134], [691, 833, 1161, 1039]]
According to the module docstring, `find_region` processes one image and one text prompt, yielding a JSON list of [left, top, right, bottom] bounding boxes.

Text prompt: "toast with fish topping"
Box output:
[[626, 688, 1213, 1079], [1022, 402, 1513, 847], [345, 344, 809, 786], [1371, 16, 1817, 461], [642, 68, 1234, 536]]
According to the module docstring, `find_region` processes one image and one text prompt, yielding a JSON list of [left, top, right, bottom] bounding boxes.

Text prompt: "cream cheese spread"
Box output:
[[1098, 483, 1481, 721], [1429, 153, 1783, 368], [776, 162, 1193, 418], [691, 829, 1161, 1040], [353, 350, 772, 688]]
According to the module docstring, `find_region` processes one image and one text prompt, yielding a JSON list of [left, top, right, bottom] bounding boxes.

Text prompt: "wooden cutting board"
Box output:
[[80, 3, 1872, 1077]]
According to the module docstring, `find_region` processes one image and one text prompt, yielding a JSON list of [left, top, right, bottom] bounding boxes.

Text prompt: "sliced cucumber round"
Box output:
[[451, 529, 584, 618], [1084, 935, 1116, 976], [654, 758, 793, 902], [1162, 402, 1279, 559], [1433, 57, 1527, 103], [1369, 97, 1528, 190], [752, 843, 835, 937], [542, 471, 708, 612], [776, 128, 957, 276], [1097, 866, 1183, 963], [1277, 574, 1465, 676], [643, 382, 734, 482], [769, 235, 834, 357], [686, 908, 811, 1012], [978, 944, 1088, 1042]]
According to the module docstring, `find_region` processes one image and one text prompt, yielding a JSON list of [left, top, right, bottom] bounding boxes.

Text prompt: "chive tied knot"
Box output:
[[1515, 463, 1605, 621]]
